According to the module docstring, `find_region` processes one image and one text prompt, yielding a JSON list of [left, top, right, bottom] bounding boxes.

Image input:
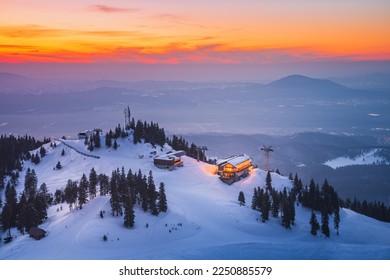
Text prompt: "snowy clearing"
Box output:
[[324, 149, 389, 169]]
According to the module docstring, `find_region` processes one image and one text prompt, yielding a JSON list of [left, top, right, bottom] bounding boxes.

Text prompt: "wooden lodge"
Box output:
[[154, 150, 186, 170], [29, 227, 46, 240], [216, 154, 253, 184]]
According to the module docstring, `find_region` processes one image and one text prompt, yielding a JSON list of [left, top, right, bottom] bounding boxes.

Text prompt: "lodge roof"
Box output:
[[29, 227, 46, 239], [216, 154, 252, 167], [154, 150, 186, 161]]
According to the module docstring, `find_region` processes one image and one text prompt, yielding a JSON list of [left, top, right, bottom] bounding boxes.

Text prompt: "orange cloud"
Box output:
[[88, 5, 140, 13], [2, 41, 390, 65], [0, 25, 69, 38], [1, 22, 389, 64]]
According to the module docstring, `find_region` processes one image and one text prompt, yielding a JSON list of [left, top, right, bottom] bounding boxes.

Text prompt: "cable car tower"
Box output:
[[260, 145, 273, 171]]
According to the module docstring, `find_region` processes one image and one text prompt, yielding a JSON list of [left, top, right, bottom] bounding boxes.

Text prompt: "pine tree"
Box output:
[[56, 161, 62, 169], [123, 195, 135, 228], [117, 167, 127, 205], [98, 173, 110, 196], [78, 174, 89, 209], [147, 171, 159, 216], [321, 210, 330, 238], [334, 209, 340, 235], [39, 146, 46, 158], [140, 174, 149, 212], [289, 190, 296, 225], [158, 182, 168, 213], [32, 153, 40, 164], [309, 211, 320, 236], [54, 189, 64, 204], [105, 132, 112, 147], [16, 192, 28, 234], [261, 191, 270, 222], [113, 139, 118, 150], [281, 189, 292, 229], [251, 188, 258, 210], [89, 167, 98, 200], [127, 169, 137, 203], [64, 179, 78, 211], [93, 131, 101, 148], [271, 189, 280, 218], [238, 191, 245, 206], [265, 171, 272, 192], [110, 171, 122, 216], [35, 187, 48, 224], [2, 184, 17, 237]]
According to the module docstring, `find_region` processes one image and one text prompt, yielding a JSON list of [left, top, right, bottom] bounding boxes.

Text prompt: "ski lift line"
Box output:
[[56, 139, 100, 159]]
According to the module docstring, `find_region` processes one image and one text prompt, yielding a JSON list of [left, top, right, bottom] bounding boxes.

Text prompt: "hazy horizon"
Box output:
[[1, 61, 390, 82]]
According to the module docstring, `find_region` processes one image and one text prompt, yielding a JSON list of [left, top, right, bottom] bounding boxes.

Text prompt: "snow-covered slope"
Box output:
[[324, 149, 389, 169], [1, 137, 389, 260]]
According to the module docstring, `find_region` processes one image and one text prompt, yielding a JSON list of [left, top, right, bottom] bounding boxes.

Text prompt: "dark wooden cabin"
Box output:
[[29, 227, 46, 240], [154, 150, 186, 170]]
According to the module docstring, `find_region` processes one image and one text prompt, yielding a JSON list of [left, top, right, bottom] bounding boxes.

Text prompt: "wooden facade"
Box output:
[[29, 227, 46, 240], [217, 154, 253, 184]]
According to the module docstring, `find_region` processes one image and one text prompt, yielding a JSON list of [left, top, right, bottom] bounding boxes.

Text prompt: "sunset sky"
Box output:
[[1, 0, 389, 80]]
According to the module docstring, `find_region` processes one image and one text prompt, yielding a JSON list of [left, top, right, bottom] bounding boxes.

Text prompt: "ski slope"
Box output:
[[1, 137, 389, 260]]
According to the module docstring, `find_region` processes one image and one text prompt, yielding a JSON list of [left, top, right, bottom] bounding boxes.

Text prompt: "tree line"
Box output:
[[1, 166, 168, 243], [1, 168, 51, 242], [54, 167, 167, 229], [166, 135, 206, 162], [341, 198, 390, 222], [83, 107, 206, 163], [238, 171, 341, 238], [0, 134, 49, 190]]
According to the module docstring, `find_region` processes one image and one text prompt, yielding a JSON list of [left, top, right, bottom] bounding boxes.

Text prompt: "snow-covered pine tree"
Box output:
[[321, 210, 330, 238], [309, 211, 320, 236], [123, 195, 135, 228], [56, 161, 62, 169], [110, 170, 122, 216], [78, 174, 89, 209], [64, 179, 78, 211], [261, 191, 270, 222], [251, 188, 258, 210], [265, 171, 272, 192], [238, 191, 245, 206], [98, 173, 110, 196], [88, 167, 98, 200], [158, 182, 168, 213], [147, 171, 159, 216]]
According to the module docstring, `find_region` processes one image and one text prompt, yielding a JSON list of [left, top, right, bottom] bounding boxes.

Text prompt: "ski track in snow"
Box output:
[[1, 137, 389, 260]]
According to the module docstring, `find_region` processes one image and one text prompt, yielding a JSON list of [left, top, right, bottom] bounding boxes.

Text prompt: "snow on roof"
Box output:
[[166, 150, 186, 157], [216, 154, 251, 167], [155, 150, 185, 161]]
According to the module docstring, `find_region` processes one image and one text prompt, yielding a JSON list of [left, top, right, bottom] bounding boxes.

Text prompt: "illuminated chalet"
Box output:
[[216, 154, 253, 184]]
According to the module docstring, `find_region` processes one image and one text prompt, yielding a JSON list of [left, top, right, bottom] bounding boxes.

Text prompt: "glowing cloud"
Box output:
[[88, 5, 140, 13]]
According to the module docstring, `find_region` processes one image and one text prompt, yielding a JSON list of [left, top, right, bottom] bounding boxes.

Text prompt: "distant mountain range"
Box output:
[[1, 72, 389, 95]]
